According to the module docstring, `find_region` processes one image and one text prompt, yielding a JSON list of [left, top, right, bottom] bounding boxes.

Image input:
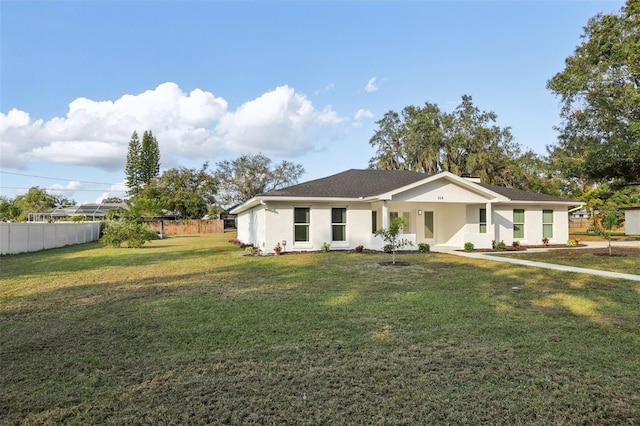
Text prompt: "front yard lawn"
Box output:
[[1, 233, 639, 424], [493, 246, 640, 275]]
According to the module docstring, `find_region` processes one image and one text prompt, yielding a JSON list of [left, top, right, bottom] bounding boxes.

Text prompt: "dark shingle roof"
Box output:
[[263, 169, 428, 198], [476, 183, 577, 203], [262, 169, 578, 203]]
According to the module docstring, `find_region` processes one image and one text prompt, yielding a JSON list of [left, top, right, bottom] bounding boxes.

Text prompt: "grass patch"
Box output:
[[2, 234, 640, 424], [494, 247, 640, 275], [570, 231, 640, 242]]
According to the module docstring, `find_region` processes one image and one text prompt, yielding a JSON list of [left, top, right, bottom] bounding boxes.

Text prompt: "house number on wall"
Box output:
[[437, 196, 444, 200]]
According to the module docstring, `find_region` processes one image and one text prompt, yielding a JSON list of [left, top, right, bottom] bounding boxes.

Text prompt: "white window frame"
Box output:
[[542, 209, 553, 239], [479, 208, 487, 233], [331, 207, 347, 242], [294, 207, 310, 243], [513, 209, 525, 239], [371, 210, 378, 234]]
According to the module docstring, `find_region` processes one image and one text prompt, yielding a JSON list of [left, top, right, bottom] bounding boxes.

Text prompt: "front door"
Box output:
[[424, 211, 435, 240]]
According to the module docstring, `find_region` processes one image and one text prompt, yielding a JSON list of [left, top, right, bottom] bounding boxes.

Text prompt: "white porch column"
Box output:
[[486, 201, 494, 239], [382, 200, 388, 229]]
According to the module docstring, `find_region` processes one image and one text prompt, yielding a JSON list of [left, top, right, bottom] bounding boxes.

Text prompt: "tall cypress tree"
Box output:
[[140, 130, 160, 185], [125, 131, 142, 197], [125, 130, 160, 198]]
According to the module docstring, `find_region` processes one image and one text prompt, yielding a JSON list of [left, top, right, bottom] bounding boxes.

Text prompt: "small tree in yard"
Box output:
[[587, 211, 619, 256], [375, 216, 413, 264], [101, 220, 158, 248]]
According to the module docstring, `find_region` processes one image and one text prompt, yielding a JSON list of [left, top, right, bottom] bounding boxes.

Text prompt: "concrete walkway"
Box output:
[[434, 241, 640, 282]]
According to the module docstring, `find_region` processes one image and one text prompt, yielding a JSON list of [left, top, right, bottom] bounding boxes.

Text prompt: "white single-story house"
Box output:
[[230, 169, 581, 254]]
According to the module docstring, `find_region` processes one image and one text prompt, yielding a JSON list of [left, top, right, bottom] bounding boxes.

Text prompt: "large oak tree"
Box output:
[[139, 163, 217, 219], [547, 0, 640, 185], [214, 154, 304, 207], [368, 95, 542, 190]]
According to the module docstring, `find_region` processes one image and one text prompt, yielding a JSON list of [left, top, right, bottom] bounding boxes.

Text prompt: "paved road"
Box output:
[[436, 241, 640, 282]]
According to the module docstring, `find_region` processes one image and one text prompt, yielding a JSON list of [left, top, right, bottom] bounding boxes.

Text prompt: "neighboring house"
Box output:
[[230, 169, 580, 254], [28, 203, 128, 222], [570, 210, 589, 219], [29, 203, 183, 222], [624, 207, 640, 235]]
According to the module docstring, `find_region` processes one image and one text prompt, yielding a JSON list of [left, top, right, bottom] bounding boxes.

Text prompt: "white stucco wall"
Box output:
[[493, 205, 570, 246], [236, 211, 250, 243], [437, 204, 468, 247], [463, 204, 493, 249], [237, 198, 573, 253], [260, 201, 374, 254], [393, 180, 489, 203], [236, 205, 266, 250]]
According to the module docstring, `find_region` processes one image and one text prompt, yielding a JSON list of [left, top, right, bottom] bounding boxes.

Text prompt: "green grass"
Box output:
[[494, 247, 640, 275], [2, 233, 640, 424], [570, 231, 640, 242]]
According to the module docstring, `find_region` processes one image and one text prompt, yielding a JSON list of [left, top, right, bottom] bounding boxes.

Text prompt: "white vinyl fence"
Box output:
[[0, 222, 102, 255]]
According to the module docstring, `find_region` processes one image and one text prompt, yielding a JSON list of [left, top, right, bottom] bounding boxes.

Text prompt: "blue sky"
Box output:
[[0, 0, 624, 204]]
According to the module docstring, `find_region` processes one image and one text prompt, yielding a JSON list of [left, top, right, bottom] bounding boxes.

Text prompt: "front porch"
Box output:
[[369, 200, 495, 250]]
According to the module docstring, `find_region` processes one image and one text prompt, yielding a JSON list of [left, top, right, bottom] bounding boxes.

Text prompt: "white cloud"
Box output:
[[365, 77, 379, 93], [216, 85, 345, 156], [354, 109, 374, 121], [353, 108, 374, 128], [96, 181, 128, 203], [47, 181, 83, 200], [1, 82, 345, 171], [314, 83, 335, 95], [0, 109, 46, 168]]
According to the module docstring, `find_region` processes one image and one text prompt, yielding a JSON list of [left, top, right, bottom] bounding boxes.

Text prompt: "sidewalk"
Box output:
[[435, 241, 640, 282]]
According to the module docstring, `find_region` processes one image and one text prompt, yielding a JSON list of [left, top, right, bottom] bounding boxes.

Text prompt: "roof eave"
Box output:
[[500, 200, 582, 206]]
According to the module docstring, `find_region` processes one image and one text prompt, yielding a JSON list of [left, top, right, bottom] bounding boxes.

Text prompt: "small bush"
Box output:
[[355, 245, 364, 253], [512, 240, 521, 248], [100, 220, 158, 248], [230, 239, 255, 249], [542, 237, 549, 246], [383, 244, 393, 253], [496, 240, 507, 250], [321, 242, 330, 253], [464, 242, 474, 252], [566, 238, 577, 247], [274, 243, 282, 255], [418, 243, 430, 253]]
